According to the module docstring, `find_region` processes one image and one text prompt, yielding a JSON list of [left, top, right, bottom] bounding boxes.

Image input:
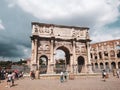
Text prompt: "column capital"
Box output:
[[51, 39, 54, 43]]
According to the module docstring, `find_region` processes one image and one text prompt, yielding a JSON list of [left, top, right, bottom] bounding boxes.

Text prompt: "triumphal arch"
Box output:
[[30, 22, 93, 74]]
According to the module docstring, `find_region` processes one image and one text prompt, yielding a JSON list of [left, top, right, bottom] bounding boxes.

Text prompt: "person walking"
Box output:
[[6, 71, 12, 88], [102, 70, 107, 82], [64, 71, 68, 82], [0, 70, 1, 83], [116, 69, 120, 78], [30, 71, 35, 80], [60, 71, 64, 83], [11, 71, 15, 86]]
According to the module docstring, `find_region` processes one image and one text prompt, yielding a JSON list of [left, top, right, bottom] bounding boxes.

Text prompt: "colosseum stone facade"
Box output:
[[90, 39, 120, 73]]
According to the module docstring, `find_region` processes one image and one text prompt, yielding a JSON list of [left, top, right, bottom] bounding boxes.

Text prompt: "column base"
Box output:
[[31, 64, 38, 71], [47, 64, 55, 74], [87, 64, 93, 74]]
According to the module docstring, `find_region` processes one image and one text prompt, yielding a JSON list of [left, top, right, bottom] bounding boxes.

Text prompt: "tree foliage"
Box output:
[[0, 60, 27, 69], [0, 61, 12, 69]]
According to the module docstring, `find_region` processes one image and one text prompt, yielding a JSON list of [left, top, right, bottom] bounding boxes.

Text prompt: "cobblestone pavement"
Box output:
[[0, 75, 120, 90]]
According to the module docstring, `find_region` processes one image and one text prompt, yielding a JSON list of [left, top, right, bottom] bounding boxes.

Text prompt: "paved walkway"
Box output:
[[0, 75, 120, 90]]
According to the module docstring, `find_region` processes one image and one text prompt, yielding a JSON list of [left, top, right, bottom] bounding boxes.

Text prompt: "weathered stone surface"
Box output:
[[30, 22, 92, 74]]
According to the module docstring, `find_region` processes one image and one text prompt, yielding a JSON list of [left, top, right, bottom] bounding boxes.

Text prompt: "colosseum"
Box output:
[[90, 39, 120, 73]]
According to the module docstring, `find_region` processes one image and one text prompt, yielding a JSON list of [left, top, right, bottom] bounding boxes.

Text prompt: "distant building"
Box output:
[[90, 39, 120, 72]]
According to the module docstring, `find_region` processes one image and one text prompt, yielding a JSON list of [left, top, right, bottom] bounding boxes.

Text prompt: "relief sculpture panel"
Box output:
[[38, 41, 50, 51], [32, 24, 52, 35]]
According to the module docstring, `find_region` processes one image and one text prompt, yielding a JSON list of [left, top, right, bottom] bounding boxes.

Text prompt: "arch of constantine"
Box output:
[[30, 22, 93, 74], [90, 39, 120, 72]]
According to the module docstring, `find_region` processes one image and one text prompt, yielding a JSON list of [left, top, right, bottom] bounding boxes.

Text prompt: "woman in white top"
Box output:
[[6, 72, 12, 88]]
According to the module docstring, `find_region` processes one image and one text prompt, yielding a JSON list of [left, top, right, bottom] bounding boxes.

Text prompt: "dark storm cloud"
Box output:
[[0, 0, 38, 59], [0, 43, 23, 57]]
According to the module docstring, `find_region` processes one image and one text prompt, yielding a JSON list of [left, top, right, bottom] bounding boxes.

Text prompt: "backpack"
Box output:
[[103, 72, 106, 75]]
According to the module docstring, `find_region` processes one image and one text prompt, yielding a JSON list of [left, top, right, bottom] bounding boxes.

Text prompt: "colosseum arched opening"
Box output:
[[90, 39, 120, 73]]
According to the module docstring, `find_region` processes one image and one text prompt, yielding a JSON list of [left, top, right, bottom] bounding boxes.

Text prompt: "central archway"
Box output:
[[54, 46, 70, 73], [77, 56, 85, 73]]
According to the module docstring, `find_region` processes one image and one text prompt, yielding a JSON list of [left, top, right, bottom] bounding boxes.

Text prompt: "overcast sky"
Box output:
[[0, 0, 120, 61]]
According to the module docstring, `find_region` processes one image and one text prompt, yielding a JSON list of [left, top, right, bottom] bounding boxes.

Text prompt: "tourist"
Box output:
[[116, 69, 120, 78], [0, 70, 1, 83], [30, 71, 35, 80], [102, 69, 107, 81], [14, 71, 19, 80], [60, 71, 64, 83], [19, 71, 24, 79], [64, 71, 68, 82], [1, 69, 5, 80], [6, 71, 12, 88], [11, 71, 16, 86]]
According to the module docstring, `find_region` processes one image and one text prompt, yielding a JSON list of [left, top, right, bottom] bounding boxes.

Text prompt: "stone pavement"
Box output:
[[0, 75, 120, 90]]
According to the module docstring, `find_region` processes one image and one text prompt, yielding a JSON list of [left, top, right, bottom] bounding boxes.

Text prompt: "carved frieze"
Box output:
[[39, 27, 51, 34], [72, 29, 86, 38], [32, 23, 88, 39], [32, 24, 52, 35], [38, 41, 50, 51]]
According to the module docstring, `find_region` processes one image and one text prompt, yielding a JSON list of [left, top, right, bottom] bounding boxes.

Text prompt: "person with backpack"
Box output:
[[102, 69, 107, 81]]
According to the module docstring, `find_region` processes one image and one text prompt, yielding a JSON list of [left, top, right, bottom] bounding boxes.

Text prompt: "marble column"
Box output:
[[31, 39, 34, 71], [47, 59, 52, 74], [107, 45, 111, 60], [31, 40, 34, 63], [97, 63, 100, 70], [114, 49, 118, 60], [103, 63, 105, 69], [109, 62, 112, 71], [86, 42, 93, 73], [92, 63, 95, 71], [116, 62, 118, 69], [96, 46, 100, 60], [50, 39, 54, 63], [71, 40, 76, 73], [101, 45, 105, 60], [113, 43, 117, 59], [31, 38, 38, 71], [49, 39, 54, 73]]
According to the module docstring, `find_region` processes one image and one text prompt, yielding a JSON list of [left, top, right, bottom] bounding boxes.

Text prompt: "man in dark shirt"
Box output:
[[0, 70, 1, 83]]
